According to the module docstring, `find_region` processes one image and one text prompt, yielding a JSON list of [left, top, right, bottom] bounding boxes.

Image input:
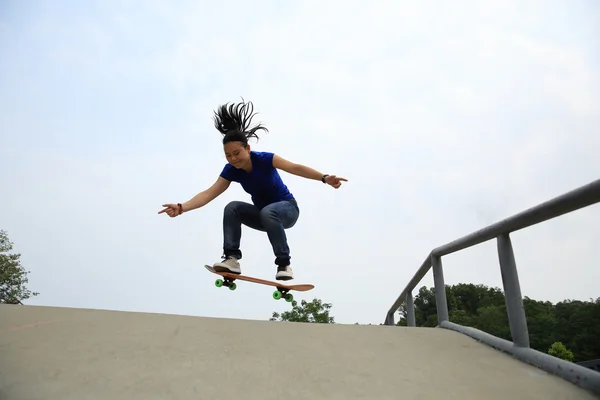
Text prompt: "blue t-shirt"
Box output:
[[220, 151, 295, 209]]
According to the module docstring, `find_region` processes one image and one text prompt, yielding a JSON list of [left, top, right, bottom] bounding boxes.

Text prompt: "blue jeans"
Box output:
[[222, 199, 300, 266]]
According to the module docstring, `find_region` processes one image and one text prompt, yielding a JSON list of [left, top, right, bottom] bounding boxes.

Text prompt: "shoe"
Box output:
[[276, 265, 294, 281], [213, 257, 241, 274]]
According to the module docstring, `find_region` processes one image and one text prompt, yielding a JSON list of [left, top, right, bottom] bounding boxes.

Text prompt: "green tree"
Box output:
[[270, 298, 335, 323], [548, 341, 575, 362], [523, 297, 557, 351], [0, 230, 39, 304], [474, 304, 510, 340], [412, 286, 438, 327], [552, 298, 600, 361]]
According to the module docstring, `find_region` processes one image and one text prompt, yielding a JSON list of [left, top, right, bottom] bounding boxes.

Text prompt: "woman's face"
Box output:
[[224, 141, 251, 169]]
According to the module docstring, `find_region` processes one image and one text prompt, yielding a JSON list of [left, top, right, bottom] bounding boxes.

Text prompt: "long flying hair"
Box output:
[[213, 99, 269, 146]]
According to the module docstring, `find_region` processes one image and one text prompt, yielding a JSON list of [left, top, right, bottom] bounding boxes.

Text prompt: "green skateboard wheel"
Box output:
[[229, 282, 237, 291], [273, 290, 282, 300], [285, 293, 294, 303], [215, 279, 224, 287]]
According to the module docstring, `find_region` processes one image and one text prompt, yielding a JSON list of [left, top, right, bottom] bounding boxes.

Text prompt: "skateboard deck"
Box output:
[[204, 265, 314, 303]]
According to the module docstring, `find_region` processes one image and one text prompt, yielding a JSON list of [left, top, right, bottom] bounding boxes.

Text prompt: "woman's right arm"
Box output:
[[181, 176, 231, 212]]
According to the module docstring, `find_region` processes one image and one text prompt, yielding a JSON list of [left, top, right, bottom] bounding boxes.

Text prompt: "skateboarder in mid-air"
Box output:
[[158, 100, 347, 281]]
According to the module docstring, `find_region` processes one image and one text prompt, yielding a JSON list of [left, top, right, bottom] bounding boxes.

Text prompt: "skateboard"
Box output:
[[204, 265, 314, 303]]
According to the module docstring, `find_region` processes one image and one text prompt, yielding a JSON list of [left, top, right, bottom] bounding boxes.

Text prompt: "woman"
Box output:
[[159, 100, 347, 281]]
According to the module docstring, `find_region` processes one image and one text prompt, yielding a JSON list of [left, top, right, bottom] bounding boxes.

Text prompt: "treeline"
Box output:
[[396, 283, 600, 363]]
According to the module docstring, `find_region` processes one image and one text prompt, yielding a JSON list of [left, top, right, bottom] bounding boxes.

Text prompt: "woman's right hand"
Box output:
[[158, 203, 183, 218]]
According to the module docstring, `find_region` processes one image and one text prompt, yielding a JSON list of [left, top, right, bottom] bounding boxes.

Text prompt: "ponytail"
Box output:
[[213, 99, 269, 146]]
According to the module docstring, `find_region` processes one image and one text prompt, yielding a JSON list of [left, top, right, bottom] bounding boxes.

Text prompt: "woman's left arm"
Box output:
[[273, 154, 323, 180], [273, 154, 347, 188]]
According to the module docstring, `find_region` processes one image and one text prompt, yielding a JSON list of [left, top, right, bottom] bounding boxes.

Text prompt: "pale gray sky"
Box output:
[[1, 0, 598, 324]]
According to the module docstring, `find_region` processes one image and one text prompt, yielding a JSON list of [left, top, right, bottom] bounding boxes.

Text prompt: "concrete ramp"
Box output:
[[0, 305, 596, 399]]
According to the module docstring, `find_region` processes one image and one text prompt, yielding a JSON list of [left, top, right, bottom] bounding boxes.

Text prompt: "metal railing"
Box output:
[[383, 179, 600, 394]]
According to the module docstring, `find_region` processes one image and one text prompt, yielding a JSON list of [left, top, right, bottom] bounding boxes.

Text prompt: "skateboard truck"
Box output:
[[272, 287, 294, 302], [214, 276, 238, 291]]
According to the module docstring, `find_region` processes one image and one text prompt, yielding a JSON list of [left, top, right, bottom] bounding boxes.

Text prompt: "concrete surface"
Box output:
[[0, 304, 597, 400]]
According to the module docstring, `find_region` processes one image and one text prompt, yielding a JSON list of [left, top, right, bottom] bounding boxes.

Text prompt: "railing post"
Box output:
[[431, 255, 449, 324], [497, 233, 530, 348], [406, 291, 416, 327], [385, 312, 395, 326]]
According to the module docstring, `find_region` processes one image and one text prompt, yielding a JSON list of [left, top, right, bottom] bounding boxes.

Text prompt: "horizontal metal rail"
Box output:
[[383, 178, 600, 394]]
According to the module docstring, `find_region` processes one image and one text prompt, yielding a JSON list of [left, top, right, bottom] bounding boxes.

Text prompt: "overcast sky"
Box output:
[[1, 0, 598, 325]]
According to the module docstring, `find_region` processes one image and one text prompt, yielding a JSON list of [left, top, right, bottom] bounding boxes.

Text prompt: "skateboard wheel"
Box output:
[[285, 293, 294, 303], [215, 279, 224, 288], [272, 290, 282, 300], [229, 282, 237, 291]]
